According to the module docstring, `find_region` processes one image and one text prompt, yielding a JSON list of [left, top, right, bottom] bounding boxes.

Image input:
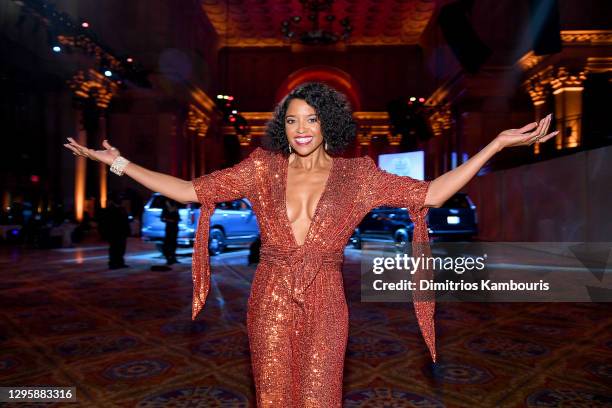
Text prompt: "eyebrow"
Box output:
[[285, 114, 317, 118]]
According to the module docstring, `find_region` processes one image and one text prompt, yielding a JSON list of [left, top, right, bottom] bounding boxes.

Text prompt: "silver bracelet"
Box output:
[[110, 156, 130, 176]]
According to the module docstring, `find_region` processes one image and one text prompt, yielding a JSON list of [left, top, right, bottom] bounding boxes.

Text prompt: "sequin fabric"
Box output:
[[191, 147, 435, 407]]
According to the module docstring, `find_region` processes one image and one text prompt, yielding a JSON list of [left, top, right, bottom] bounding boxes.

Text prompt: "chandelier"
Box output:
[[281, 0, 352, 45]]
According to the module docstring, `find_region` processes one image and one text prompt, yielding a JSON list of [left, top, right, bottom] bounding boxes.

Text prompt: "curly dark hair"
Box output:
[[262, 82, 357, 155]]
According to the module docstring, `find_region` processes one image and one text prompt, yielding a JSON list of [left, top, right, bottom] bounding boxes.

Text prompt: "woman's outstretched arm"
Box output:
[[64, 138, 197, 204], [424, 113, 558, 208]]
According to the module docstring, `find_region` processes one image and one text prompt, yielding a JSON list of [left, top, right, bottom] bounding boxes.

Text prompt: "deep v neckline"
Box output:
[[282, 153, 335, 248]]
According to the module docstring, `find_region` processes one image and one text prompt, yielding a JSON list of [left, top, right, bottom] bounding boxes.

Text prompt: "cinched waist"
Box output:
[[259, 245, 343, 266], [258, 244, 344, 309]]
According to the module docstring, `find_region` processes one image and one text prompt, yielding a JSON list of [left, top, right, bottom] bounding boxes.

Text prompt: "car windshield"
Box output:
[[233, 199, 250, 210], [214, 200, 250, 210], [215, 201, 232, 210], [149, 195, 187, 209]]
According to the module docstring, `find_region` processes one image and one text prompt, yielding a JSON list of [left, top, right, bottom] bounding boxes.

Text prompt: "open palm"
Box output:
[[64, 138, 120, 166], [495, 113, 558, 150]]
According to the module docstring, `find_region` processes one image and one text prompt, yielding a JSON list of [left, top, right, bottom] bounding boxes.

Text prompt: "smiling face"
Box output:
[[284, 98, 325, 155]]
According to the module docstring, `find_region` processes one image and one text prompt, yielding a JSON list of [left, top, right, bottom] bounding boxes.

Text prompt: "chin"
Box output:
[[294, 145, 322, 156]]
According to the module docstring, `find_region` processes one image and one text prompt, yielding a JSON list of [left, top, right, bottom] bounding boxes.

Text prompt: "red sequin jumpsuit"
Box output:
[[191, 147, 435, 407]]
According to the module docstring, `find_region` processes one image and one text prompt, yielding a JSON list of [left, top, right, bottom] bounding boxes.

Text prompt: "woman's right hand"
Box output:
[[64, 138, 121, 166]]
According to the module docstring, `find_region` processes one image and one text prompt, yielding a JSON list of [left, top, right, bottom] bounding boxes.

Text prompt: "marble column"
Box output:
[[551, 66, 587, 149]]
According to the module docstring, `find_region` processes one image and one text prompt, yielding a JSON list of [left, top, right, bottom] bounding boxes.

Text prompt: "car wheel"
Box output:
[[350, 229, 362, 249], [394, 229, 410, 249], [209, 228, 226, 256]]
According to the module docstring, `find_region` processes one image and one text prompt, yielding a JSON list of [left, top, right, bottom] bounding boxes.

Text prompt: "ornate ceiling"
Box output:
[[201, 0, 437, 47]]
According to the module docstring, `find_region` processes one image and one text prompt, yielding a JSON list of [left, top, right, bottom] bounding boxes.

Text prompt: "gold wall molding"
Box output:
[[517, 51, 547, 72], [242, 112, 274, 121], [585, 57, 612, 73], [353, 112, 389, 120], [560, 30, 612, 44], [224, 111, 394, 147], [200, 0, 435, 48], [58, 35, 123, 72], [189, 88, 216, 115], [517, 30, 612, 72]]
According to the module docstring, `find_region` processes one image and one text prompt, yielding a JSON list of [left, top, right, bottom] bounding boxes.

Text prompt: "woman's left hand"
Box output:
[[494, 113, 559, 152]]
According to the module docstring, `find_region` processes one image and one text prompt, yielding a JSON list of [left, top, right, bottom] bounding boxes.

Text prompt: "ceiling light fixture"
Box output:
[[281, 0, 352, 46]]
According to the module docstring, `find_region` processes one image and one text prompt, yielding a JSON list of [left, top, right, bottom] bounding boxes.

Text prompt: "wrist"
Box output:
[[491, 137, 504, 153], [110, 156, 130, 176]]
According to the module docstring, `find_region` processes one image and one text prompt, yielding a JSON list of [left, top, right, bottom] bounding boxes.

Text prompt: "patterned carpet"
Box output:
[[0, 240, 610, 407]]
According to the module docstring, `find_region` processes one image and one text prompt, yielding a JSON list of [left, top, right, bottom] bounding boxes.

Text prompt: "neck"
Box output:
[[289, 145, 332, 170]]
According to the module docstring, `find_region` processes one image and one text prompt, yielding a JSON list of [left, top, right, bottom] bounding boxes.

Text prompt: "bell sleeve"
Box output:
[[190, 147, 264, 321], [360, 155, 437, 363]]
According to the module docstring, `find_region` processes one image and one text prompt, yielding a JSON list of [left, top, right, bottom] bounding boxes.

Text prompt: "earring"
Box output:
[[288, 144, 292, 154], [325, 141, 329, 150]]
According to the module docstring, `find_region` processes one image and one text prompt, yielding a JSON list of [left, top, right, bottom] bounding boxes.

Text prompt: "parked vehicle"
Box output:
[[350, 192, 478, 248], [427, 193, 478, 240], [141, 193, 260, 255]]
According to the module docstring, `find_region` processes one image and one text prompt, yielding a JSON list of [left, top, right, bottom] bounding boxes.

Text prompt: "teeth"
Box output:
[[296, 137, 312, 143]]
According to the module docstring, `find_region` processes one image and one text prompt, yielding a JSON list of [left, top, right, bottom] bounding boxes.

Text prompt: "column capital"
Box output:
[[237, 134, 252, 146], [68, 69, 118, 109], [187, 105, 211, 138], [550, 66, 588, 94], [357, 127, 372, 146], [387, 134, 402, 146], [427, 102, 453, 137], [523, 66, 554, 106]]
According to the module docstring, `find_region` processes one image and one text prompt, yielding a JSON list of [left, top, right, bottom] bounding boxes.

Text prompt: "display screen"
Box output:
[[377, 151, 425, 180]]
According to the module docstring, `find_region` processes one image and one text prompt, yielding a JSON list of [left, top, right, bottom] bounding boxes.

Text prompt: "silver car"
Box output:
[[141, 193, 260, 255]]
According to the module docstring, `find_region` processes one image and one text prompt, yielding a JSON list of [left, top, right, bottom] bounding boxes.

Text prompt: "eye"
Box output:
[[308, 117, 317, 123], [286, 119, 295, 124]]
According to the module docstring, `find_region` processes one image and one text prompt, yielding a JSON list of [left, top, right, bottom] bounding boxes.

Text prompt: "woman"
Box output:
[[64, 82, 556, 406]]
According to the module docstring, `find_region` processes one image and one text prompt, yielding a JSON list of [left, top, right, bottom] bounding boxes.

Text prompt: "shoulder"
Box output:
[[333, 156, 378, 184], [248, 146, 278, 164], [344, 155, 377, 171]]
